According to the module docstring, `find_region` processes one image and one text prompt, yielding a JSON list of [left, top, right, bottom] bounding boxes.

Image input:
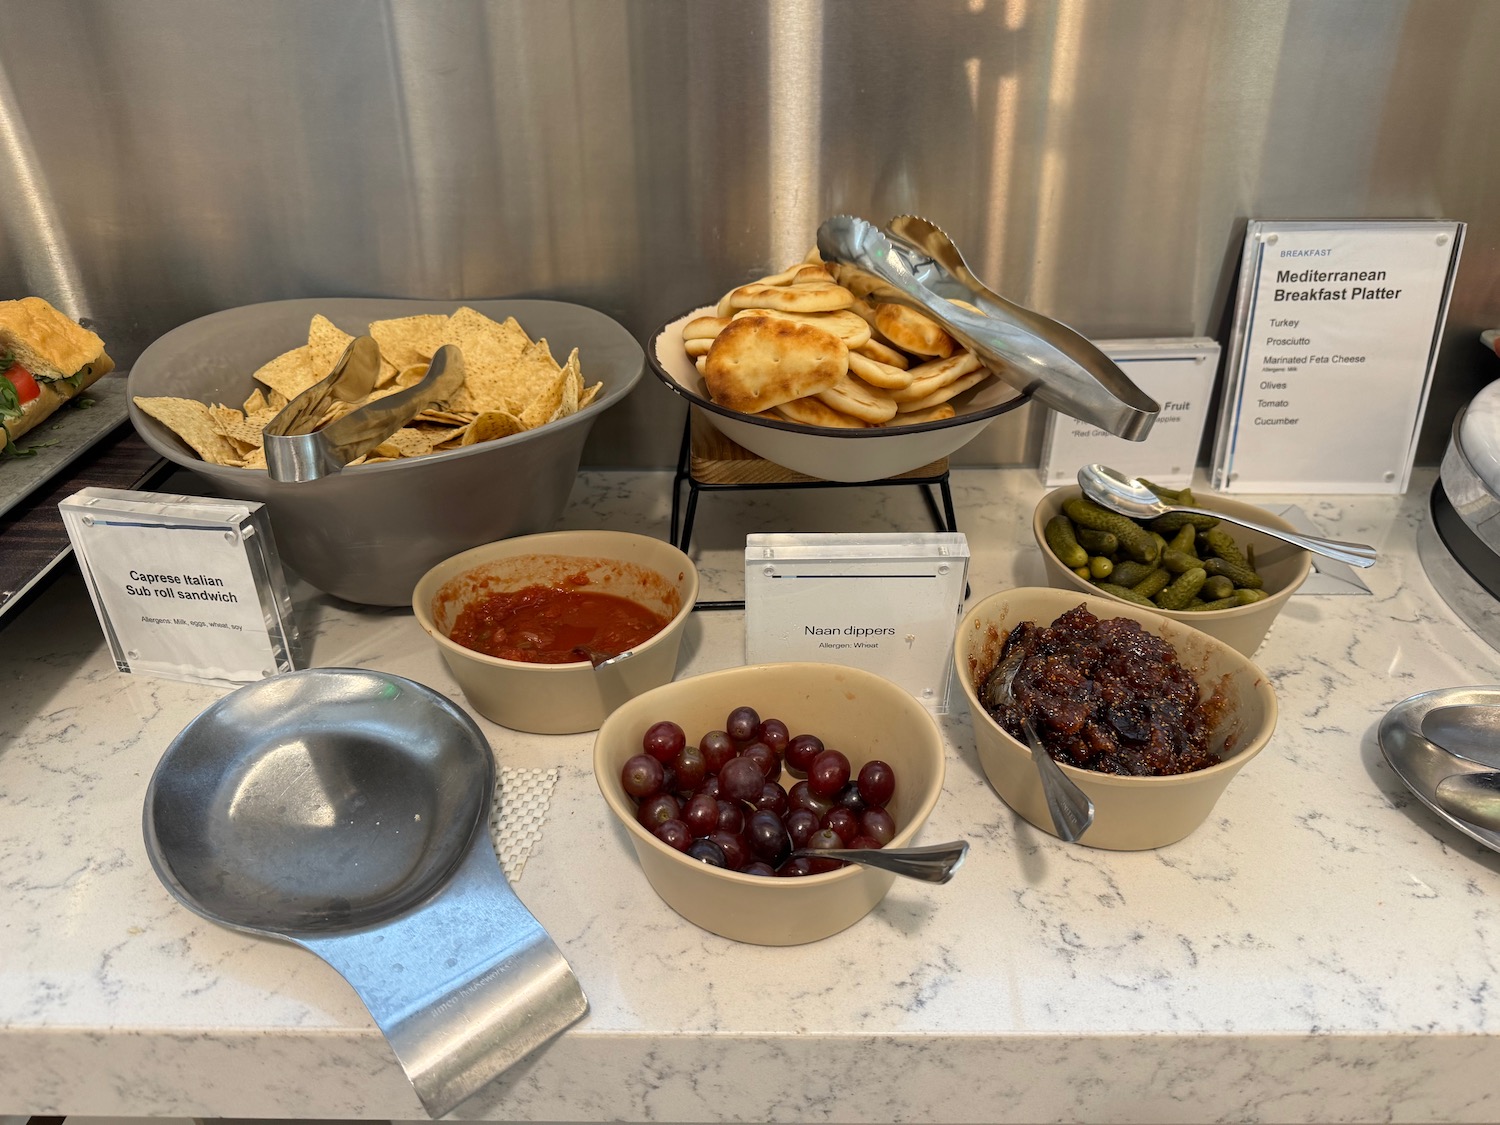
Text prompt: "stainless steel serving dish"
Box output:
[[143, 668, 587, 1118], [128, 297, 644, 605]]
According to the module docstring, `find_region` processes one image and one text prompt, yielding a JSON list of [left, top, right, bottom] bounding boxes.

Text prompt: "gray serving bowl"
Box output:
[[128, 297, 643, 605]]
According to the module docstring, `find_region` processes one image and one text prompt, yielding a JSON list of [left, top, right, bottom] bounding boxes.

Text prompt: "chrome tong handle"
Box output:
[[815, 214, 1159, 441], [264, 340, 466, 482]]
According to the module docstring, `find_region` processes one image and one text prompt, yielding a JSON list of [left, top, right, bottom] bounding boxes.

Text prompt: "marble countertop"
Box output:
[[6, 467, 1500, 1123]]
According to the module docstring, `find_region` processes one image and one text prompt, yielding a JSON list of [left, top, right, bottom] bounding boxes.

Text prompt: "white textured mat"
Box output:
[[488, 766, 559, 881]]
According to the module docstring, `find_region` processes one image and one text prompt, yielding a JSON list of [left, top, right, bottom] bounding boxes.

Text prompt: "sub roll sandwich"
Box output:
[[0, 297, 114, 451]]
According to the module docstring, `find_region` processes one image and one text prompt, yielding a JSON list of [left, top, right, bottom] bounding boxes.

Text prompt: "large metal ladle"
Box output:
[[1077, 463, 1378, 569]]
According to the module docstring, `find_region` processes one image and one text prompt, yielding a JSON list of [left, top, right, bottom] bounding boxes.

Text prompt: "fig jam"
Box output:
[[981, 604, 1219, 776]]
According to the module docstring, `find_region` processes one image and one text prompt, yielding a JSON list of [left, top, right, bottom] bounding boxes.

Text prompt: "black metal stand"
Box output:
[[669, 412, 960, 611]]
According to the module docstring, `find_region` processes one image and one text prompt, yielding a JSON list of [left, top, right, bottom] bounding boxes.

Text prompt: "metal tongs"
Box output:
[[263, 336, 466, 482], [817, 214, 1159, 440]]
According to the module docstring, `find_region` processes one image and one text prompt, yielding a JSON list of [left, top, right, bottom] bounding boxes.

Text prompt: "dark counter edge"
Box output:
[[0, 421, 172, 627]]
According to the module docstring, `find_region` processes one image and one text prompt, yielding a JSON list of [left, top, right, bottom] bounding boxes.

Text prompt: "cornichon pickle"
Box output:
[[1076, 527, 1119, 556], [1169, 523, 1198, 556], [1108, 559, 1158, 588], [1161, 548, 1202, 575], [1045, 514, 1089, 569], [1201, 574, 1235, 601], [1131, 568, 1172, 599], [1188, 596, 1239, 612], [1150, 511, 1220, 534], [1200, 527, 1247, 567], [1154, 566, 1207, 610], [1089, 555, 1114, 580], [1232, 587, 1268, 605], [1073, 565, 1092, 580], [1062, 498, 1159, 563], [1204, 557, 1264, 589], [1094, 581, 1157, 607], [1142, 480, 1189, 504]]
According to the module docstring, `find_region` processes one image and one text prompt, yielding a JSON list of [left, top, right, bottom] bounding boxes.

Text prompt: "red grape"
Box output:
[[709, 830, 749, 871], [787, 779, 833, 820], [857, 760, 896, 807], [808, 748, 851, 798], [719, 755, 763, 802], [739, 741, 780, 783], [687, 838, 727, 866], [784, 733, 823, 774], [822, 806, 860, 845], [672, 743, 707, 792], [654, 819, 692, 851], [745, 809, 791, 866], [848, 834, 883, 850], [699, 730, 735, 774], [860, 806, 896, 846], [753, 781, 789, 817], [643, 720, 686, 763], [742, 861, 777, 877], [726, 705, 760, 742], [785, 807, 819, 849], [715, 799, 746, 835], [636, 792, 680, 830], [777, 856, 816, 877], [758, 718, 790, 755], [621, 754, 664, 799], [683, 792, 719, 837]]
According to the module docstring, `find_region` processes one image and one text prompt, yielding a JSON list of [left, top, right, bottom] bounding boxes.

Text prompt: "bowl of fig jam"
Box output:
[[414, 531, 698, 734], [954, 587, 1278, 850]]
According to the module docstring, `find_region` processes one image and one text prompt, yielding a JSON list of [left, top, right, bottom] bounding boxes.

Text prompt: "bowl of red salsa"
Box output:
[[414, 531, 698, 734]]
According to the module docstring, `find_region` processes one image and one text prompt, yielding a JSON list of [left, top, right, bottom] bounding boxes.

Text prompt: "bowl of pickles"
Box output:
[[1032, 482, 1312, 657]]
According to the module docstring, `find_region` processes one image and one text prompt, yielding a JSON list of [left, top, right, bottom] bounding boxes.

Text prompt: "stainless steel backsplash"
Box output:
[[2, 0, 1496, 468]]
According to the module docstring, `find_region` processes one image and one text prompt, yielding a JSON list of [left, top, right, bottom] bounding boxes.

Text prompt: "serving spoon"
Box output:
[[789, 840, 970, 884], [1420, 704, 1500, 770], [998, 656, 1094, 842], [1434, 772, 1500, 832], [1077, 463, 1378, 569]]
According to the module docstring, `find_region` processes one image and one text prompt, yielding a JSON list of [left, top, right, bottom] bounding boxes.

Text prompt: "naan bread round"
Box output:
[[774, 396, 870, 429], [853, 337, 909, 369], [874, 303, 956, 357], [889, 351, 983, 403], [893, 368, 990, 412], [732, 307, 870, 348], [727, 281, 855, 313], [703, 315, 847, 414], [816, 372, 898, 424], [848, 350, 914, 390], [682, 315, 732, 341], [887, 402, 957, 426]]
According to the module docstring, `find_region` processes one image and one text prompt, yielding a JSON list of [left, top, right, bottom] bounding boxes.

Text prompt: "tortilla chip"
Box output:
[[252, 345, 320, 401], [370, 314, 450, 370], [134, 396, 243, 464], [579, 382, 603, 408], [242, 387, 269, 415], [370, 426, 438, 459], [462, 410, 525, 445]]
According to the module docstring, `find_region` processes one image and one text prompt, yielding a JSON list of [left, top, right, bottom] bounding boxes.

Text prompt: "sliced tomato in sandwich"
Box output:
[[3, 362, 40, 404]]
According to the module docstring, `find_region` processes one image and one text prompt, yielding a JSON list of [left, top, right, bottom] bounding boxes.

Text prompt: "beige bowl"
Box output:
[[1034, 486, 1313, 656], [413, 531, 698, 735], [594, 663, 945, 945], [954, 587, 1278, 850]]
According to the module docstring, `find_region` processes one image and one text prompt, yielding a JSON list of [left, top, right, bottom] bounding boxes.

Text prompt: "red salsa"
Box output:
[[448, 584, 669, 663]]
